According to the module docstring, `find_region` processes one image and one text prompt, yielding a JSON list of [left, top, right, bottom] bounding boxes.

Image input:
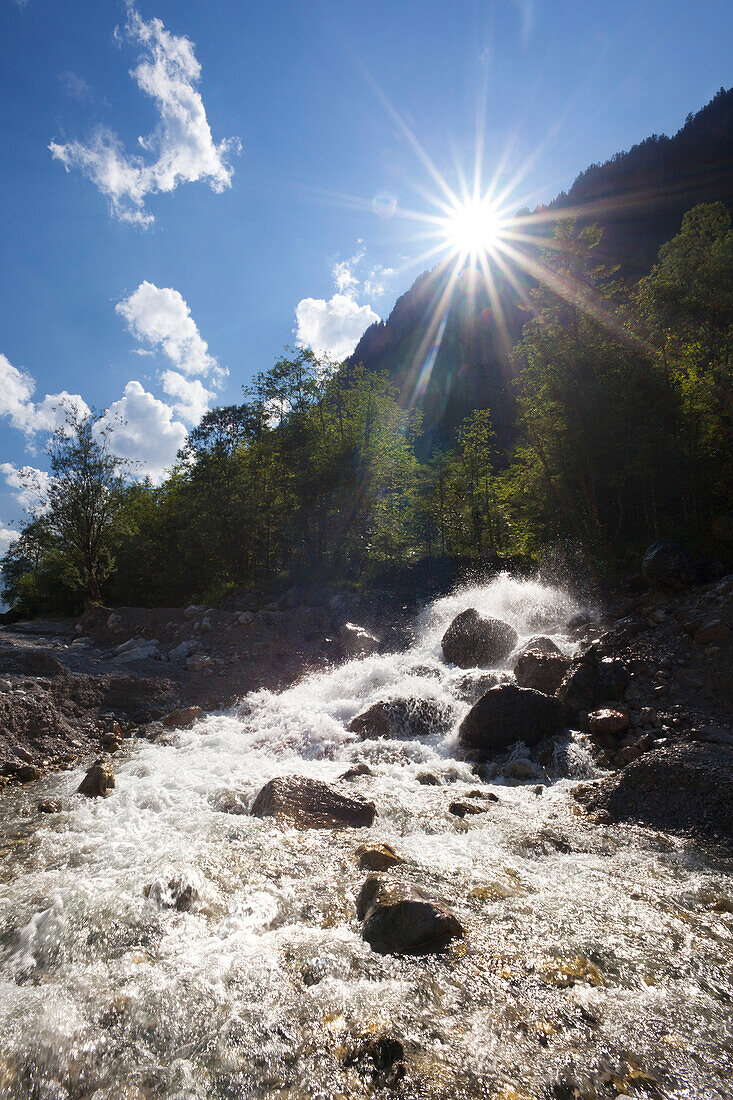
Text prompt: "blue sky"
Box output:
[[1, 0, 731, 546]]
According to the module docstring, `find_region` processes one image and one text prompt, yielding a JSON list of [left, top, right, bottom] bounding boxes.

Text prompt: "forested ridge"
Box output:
[[4, 192, 732, 616]]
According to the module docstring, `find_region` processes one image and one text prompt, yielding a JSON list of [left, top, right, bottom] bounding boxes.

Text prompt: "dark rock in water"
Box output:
[[338, 622, 380, 658], [465, 788, 499, 801], [343, 1035, 406, 1088], [520, 636, 562, 656], [211, 789, 249, 815], [458, 684, 572, 761], [441, 609, 518, 668], [339, 762, 374, 781], [144, 872, 199, 911], [251, 775, 375, 828], [416, 770, 442, 786], [642, 540, 699, 589], [78, 758, 115, 797], [356, 842, 404, 870], [448, 800, 487, 817], [37, 798, 62, 814], [513, 649, 570, 694], [15, 763, 42, 783], [349, 698, 451, 741], [576, 742, 733, 840], [557, 648, 629, 713], [453, 670, 499, 703], [162, 706, 203, 729], [356, 875, 463, 954]]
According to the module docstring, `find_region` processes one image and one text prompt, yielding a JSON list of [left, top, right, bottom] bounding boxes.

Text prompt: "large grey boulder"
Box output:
[[458, 684, 572, 761], [441, 609, 518, 668], [356, 875, 464, 954], [576, 742, 733, 841], [250, 775, 375, 828], [349, 698, 452, 741]]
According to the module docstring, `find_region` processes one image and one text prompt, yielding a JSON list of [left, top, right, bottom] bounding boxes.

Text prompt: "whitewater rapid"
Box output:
[[0, 575, 731, 1099]]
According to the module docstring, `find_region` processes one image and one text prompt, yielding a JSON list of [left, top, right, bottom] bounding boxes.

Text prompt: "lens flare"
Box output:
[[442, 198, 504, 257]]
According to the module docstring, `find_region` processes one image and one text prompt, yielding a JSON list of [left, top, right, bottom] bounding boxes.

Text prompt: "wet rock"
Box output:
[[520, 635, 562, 656], [416, 770, 442, 786], [506, 757, 536, 779], [588, 708, 630, 735], [349, 697, 451, 741], [211, 789, 249, 814], [458, 684, 572, 761], [694, 619, 730, 645], [441, 609, 518, 668], [251, 775, 375, 828], [339, 622, 380, 658], [343, 1035, 406, 1089], [78, 758, 115, 798], [338, 762, 374, 781], [162, 705, 204, 729], [356, 874, 463, 954], [15, 763, 42, 782], [449, 800, 487, 817], [557, 648, 629, 713], [356, 842, 404, 870], [144, 872, 199, 911], [576, 742, 733, 840], [513, 649, 570, 694], [466, 788, 499, 801], [37, 798, 62, 814]]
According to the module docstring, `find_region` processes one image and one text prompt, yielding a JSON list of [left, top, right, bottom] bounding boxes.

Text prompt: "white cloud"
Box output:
[[49, 4, 239, 226], [160, 370, 215, 424], [97, 381, 187, 483], [295, 295, 380, 362], [0, 353, 90, 438], [295, 243, 388, 361], [0, 463, 52, 513], [116, 281, 220, 378], [0, 527, 19, 556]]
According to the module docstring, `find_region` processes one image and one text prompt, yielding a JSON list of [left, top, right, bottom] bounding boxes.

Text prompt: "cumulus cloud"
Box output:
[[0, 353, 90, 437], [295, 243, 390, 361], [49, 4, 239, 226], [295, 295, 380, 362], [0, 463, 52, 513], [116, 281, 220, 378], [97, 380, 188, 483], [160, 370, 215, 424], [0, 527, 19, 556]]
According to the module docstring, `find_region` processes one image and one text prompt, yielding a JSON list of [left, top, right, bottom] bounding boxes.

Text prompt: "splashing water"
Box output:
[[0, 575, 731, 1098]]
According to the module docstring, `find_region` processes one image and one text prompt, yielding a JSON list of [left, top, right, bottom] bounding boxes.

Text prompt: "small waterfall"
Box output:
[[0, 575, 730, 1099]]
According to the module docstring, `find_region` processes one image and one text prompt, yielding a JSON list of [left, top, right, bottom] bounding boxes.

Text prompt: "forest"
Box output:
[[3, 199, 731, 617]]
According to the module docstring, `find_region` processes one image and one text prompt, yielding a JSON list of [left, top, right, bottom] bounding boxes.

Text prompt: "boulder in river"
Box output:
[[576, 742, 733, 840], [441, 609, 518, 668], [458, 684, 572, 761], [78, 758, 115, 798], [251, 775, 375, 828], [356, 842, 404, 870], [349, 698, 451, 741], [557, 648, 629, 713], [162, 706, 204, 729], [356, 874, 464, 954], [513, 649, 570, 694], [520, 636, 562, 656]]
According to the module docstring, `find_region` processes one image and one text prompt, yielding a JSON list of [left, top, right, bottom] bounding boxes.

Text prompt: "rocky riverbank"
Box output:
[[0, 588, 409, 784]]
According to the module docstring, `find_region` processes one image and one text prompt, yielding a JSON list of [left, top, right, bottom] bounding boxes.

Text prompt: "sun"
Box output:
[[441, 197, 504, 257]]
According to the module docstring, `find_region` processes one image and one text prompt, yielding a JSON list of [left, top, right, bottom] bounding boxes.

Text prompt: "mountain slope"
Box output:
[[351, 88, 733, 448]]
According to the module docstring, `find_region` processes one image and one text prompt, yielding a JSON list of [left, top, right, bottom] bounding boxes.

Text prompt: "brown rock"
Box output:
[[37, 798, 62, 813], [16, 763, 42, 782], [416, 770, 442, 786], [356, 842, 404, 870], [449, 800, 487, 817], [356, 875, 464, 954], [339, 762, 374, 780], [588, 708, 630, 735], [349, 698, 451, 741], [513, 649, 570, 694], [162, 706, 204, 729], [250, 775, 375, 828], [78, 758, 115, 797]]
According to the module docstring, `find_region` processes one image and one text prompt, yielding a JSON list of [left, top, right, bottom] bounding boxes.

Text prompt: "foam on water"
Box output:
[[0, 575, 731, 1099]]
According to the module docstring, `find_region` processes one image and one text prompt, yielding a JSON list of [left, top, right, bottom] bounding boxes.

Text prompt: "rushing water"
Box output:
[[0, 576, 731, 1099]]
